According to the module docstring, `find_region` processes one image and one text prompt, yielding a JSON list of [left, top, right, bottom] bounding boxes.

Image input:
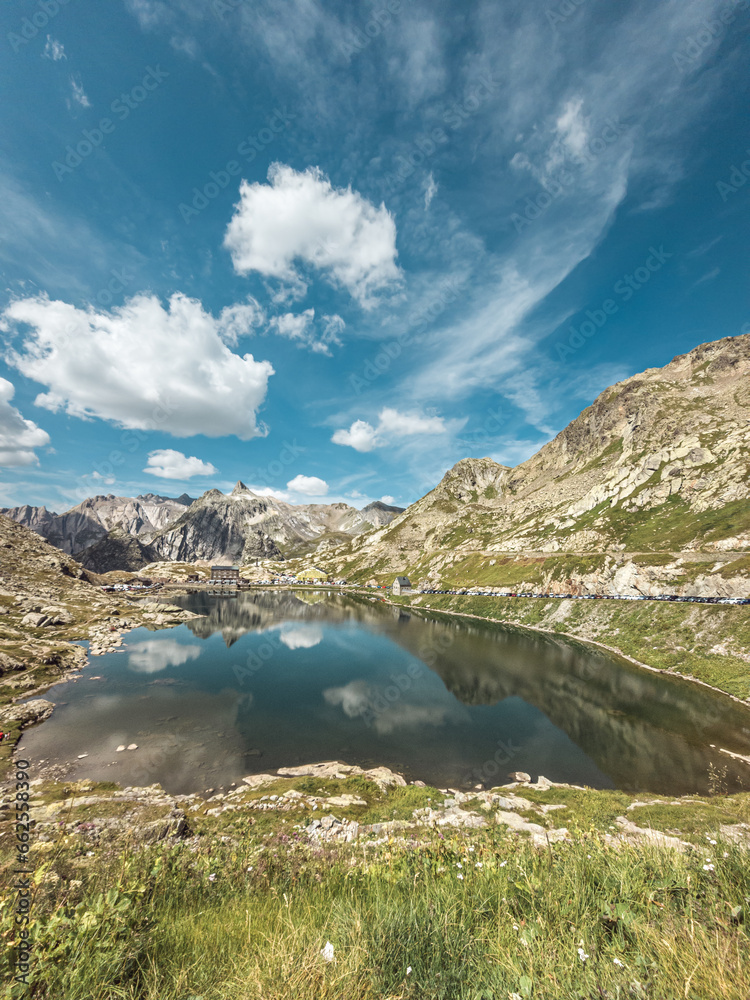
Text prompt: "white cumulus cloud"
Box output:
[[224, 164, 401, 307], [286, 474, 329, 496], [332, 408, 448, 452], [331, 419, 379, 453], [380, 495, 396, 505], [2, 293, 274, 440], [215, 298, 265, 345], [0, 378, 50, 467], [246, 484, 291, 501], [270, 309, 313, 341], [144, 449, 217, 480]]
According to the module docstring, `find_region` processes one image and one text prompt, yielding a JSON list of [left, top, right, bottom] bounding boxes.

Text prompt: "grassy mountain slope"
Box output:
[[309, 335, 750, 593]]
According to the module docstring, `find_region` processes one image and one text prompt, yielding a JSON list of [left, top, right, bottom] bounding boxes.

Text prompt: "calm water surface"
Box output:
[[19, 591, 750, 795]]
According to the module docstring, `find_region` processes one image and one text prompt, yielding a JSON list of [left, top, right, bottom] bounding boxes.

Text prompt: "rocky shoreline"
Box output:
[[20, 759, 750, 857], [1, 599, 199, 755]]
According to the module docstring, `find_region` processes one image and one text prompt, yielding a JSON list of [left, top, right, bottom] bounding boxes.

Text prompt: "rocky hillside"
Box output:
[[78, 530, 158, 574], [311, 334, 750, 595], [0, 513, 198, 753], [0, 492, 193, 557]]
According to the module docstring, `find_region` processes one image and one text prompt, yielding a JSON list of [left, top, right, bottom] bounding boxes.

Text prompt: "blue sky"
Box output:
[[0, 0, 748, 513]]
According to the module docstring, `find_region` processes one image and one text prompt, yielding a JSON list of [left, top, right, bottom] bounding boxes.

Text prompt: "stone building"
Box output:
[[211, 565, 240, 583]]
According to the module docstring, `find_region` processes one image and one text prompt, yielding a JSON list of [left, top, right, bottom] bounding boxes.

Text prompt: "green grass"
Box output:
[[595, 496, 750, 551], [4, 771, 750, 999], [3, 813, 749, 999], [719, 555, 750, 578]]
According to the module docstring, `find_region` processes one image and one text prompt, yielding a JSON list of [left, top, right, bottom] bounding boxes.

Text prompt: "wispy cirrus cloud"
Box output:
[[268, 309, 345, 355], [43, 37, 66, 61], [392, 0, 733, 423]]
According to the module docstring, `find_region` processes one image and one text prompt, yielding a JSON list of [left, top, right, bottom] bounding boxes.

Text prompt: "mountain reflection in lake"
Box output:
[[19, 591, 750, 796]]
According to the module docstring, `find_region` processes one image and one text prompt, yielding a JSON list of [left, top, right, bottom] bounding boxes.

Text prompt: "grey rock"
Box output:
[[0, 652, 27, 675], [0, 699, 54, 728]]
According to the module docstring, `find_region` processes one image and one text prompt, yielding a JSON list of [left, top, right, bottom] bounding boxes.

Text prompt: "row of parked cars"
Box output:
[[415, 588, 749, 605]]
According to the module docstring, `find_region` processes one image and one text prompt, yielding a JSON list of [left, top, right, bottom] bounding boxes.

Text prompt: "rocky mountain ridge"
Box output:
[[307, 334, 750, 596], [0, 493, 193, 558], [146, 484, 404, 567]]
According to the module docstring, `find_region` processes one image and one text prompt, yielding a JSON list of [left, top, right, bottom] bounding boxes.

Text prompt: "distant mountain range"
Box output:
[[308, 334, 750, 597], [1, 486, 404, 573]]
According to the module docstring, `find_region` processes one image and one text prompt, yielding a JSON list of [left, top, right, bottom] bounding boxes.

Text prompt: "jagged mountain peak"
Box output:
[[199, 489, 226, 502], [362, 501, 404, 514], [436, 457, 511, 502]]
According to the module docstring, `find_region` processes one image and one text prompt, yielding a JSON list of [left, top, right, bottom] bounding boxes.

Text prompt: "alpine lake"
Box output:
[[18, 590, 750, 796]]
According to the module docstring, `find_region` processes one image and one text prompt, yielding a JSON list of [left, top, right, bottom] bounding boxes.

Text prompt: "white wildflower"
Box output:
[[406, 966, 412, 975], [456, 862, 462, 868], [475, 862, 483, 868], [500, 860, 507, 867], [578, 947, 589, 962], [613, 957, 624, 967], [703, 863, 715, 872], [321, 941, 335, 963], [512, 923, 519, 931], [457, 873, 464, 880], [469, 846, 475, 852], [208, 873, 216, 882]]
